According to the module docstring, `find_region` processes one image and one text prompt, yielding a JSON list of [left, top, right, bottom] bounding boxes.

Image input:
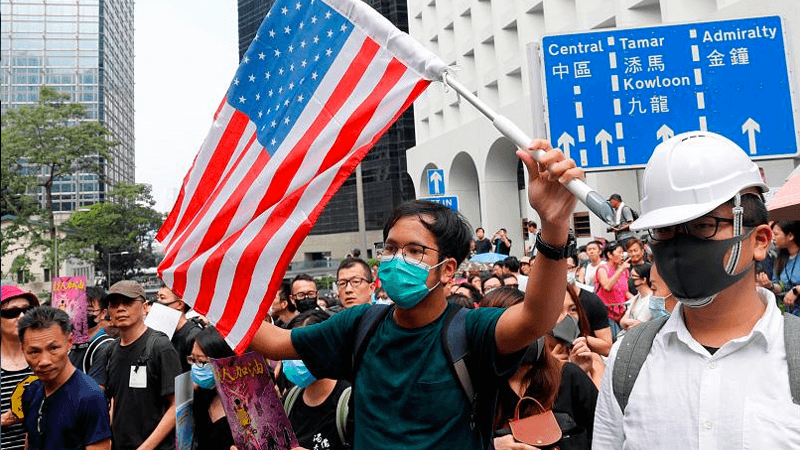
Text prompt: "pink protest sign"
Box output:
[[51, 276, 89, 344], [210, 352, 298, 450]]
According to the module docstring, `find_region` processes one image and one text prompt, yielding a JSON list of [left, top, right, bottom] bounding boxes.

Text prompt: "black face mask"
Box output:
[[651, 231, 752, 307], [294, 297, 318, 313], [87, 314, 99, 329]]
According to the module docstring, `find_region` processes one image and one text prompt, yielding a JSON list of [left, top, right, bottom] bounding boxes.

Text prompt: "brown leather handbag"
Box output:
[[508, 396, 562, 447]]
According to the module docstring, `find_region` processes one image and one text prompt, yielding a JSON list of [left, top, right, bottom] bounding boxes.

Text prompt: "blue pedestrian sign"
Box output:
[[420, 195, 458, 211], [542, 16, 798, 171], [427, 169, 445, 195]]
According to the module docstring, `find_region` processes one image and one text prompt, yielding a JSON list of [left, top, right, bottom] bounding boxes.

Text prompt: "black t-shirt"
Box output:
[[474, 238, 493, 254], [106, 328, 182, 450], [288, 380, 352, 450], [578, 289, 610, 333], [497, 362, 598, 448], [193, 389, 235, 450], [172, 319, 203, 373], [494, 238, 512, 255]]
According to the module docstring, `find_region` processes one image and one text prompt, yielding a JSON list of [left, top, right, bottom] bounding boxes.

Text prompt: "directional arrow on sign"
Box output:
[[595, 129, 612, 165], [558, 132, 575, 158], [742, 118, 760, 155], [656, 124, 674, 143], [430, 170, 443, 194]]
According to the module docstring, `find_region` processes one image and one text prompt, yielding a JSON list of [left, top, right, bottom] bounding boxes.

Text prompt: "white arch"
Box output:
[[449, 151, 481, 230], [482, 137, 525, 256]]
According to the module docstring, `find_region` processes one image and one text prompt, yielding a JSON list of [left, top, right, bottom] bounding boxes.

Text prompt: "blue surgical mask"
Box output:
[[191, 364, 216, 390], [377, 256, 444, 309], [649, 294, 671, 320], [283, 359, 316, 388]]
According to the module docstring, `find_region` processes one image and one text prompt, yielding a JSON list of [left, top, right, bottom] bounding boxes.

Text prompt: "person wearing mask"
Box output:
[[283, 310, 353, 450], [551, 288, 605, 388], [619, 263, 653, 335], [757, 220, 799, 315], [624, 238, 648, 295], [567, 256, 613, 357], [189, 326, 236, 450], [290, 274, 322, 314], [577, 241, 604, 289], [486, 288, 597, 450], [155, 285, 203, 373], [19, 306, 112, 450], [647, 263, 675, 320], [594, 242, 633, 338], [0, 285, 39, 450], [69, 286, 116, 389], [593, 131, 800, 448], [248, 139, 582, 450]]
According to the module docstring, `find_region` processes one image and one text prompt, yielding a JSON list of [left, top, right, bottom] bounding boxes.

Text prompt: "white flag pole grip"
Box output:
[[442, 75, 616, 225]]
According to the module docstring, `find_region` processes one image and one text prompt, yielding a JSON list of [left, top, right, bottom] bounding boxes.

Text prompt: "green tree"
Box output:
[[62, 183, 165, 287], [1, 86, 116, 276]]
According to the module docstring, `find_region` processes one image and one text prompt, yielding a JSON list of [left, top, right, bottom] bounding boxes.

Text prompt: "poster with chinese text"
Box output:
[[51, 276, 89, 344]]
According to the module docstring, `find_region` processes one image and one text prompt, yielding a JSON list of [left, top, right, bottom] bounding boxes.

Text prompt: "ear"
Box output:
[[437, 257, 458, 284], [751, 224, 772, 262]]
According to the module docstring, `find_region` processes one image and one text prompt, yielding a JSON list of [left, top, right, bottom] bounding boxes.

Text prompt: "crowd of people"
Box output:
[[1, 131, 799, 449]]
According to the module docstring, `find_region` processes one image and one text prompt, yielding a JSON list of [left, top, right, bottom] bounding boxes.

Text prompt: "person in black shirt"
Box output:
[[155, 286, 203, 373], [492, 228, 512, 255], [474, 228, 493, 254], [189, 327, 236, 450]]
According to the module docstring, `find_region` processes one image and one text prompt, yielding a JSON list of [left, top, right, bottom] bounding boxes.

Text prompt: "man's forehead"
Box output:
[[339, 265, 369, 279], [292, 279, 317, 291], [386, 215, 436, 246]]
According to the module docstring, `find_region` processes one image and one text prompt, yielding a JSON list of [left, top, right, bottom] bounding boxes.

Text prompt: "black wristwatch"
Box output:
[[535, 231, 576, 261]]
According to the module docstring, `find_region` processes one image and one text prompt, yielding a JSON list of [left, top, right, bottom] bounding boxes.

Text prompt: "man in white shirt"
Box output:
[[593, 131, 800, 449]]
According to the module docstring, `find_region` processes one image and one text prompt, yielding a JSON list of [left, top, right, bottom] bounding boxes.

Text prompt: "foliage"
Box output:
[[1, 86, 116, 275], [61, 183, 164, 286]]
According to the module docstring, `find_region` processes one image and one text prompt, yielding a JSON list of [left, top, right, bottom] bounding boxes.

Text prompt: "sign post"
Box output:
[[542, 16, 798, 170], [427, 169, 445, 195]]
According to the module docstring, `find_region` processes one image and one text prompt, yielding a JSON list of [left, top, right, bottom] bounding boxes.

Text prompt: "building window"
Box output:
[[573, 212, 591, 238], [44, 268, 51, 282], [17, 270, 25, 284]]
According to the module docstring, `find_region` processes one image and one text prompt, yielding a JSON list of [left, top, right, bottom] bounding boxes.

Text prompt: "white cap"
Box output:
[[631, 131, 767, 231]]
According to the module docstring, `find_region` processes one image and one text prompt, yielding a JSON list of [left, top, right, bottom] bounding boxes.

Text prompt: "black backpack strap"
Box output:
[[612, 316, 668, 414], [441, 307, 475, 413], [84, 334, 116, 373], [352, 304, 393, 375], [784, 313, 800, 405]]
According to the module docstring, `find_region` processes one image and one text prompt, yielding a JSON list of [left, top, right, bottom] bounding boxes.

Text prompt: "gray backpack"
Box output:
[[612, 313, 800, 413]]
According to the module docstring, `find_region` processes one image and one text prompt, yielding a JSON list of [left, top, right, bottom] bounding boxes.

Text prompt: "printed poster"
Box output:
[[51, 276, 89, 344], [174, 372, 194, 450], [210, 352, 298, 450]]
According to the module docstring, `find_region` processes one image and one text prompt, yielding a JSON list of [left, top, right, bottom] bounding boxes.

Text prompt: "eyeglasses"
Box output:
[[187, 356, 210, 367], [335, 277, 369, 289], [293, 291, 318, 300], [380, 242, 440, 266], [648, 216, 735, 242], [37, 397, 48, 435], [0, 306, 32, 319]]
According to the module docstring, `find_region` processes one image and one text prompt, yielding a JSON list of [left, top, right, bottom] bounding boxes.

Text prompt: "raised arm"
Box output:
[[249, 320, 300, 360], [495, 140, 582, 354]]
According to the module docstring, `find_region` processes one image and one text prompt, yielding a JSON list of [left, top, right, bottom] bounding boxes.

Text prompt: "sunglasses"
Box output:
[[0, 306, 32, 319]]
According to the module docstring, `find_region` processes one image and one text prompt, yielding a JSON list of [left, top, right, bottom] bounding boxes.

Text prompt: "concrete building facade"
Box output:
[[406, 0, 799, 256]]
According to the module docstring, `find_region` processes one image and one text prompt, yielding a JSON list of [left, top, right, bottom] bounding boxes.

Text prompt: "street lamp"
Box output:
[[107, 251, 130, 288]]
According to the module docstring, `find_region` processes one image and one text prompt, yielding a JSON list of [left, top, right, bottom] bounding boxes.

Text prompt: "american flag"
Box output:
[[156, 0, 446, 352]]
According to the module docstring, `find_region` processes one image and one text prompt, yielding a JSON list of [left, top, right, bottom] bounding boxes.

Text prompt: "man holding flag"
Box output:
[[155, 0, 585, 447]]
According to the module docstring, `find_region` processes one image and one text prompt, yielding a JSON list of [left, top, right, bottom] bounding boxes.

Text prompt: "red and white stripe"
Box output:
[[157, 4, 443, 352]]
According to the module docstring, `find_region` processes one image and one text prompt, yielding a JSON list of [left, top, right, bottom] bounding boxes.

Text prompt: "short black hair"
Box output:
[[289, 309, 331, 329], [586, 240, 603, 251], [337, 257, 373, 283], [476, 227, 485, 233], [18, 306, 72, 343], [383, 200, 472, 266], [632, 262, 652, 281], [447, 293, 474, 309], [609, 194, 622, 202], [290, 274, 316, 294], [493, 260, 505, 268], [455, 282, 482, 303], [481, 274, 504, 292], [505, 256, 520, 272], [86, 286, 108, 310], [527, 221, 538, 229], [194, 326, 235, 359], [603, 241, 621, 259]]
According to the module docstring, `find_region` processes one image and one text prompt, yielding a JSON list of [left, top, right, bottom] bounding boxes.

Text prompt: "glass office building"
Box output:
[[1, 0, 135, 211], [237, 0, 416, 236]]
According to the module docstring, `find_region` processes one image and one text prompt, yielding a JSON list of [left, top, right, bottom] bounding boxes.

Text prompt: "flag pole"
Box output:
[[441, 75, 616, 225]]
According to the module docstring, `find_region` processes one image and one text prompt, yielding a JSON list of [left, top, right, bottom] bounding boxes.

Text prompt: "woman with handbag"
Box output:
[[484, 288, 598, 450]]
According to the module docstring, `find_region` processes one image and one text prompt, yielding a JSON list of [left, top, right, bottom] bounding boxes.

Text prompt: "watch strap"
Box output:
[[535, 231, 576, 261]]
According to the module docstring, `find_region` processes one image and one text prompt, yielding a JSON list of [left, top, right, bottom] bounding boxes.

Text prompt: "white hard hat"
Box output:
[[631, 131, 768, 231]]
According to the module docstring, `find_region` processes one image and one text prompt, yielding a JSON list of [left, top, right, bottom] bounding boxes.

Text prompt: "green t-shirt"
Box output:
[[291, 303, 523, 450]]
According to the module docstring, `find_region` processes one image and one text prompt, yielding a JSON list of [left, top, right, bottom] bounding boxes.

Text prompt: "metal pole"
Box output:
[[54, 219, 59, 278], [441, 76, 616, 225], [107, 252, 111, 288]]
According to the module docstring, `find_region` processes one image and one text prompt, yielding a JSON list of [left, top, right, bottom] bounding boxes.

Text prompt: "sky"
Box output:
[[134, 0, 240, 213]]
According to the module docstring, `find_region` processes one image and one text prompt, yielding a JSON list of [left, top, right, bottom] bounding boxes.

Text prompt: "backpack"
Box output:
[[352, 304, 493, 448], [283, 384, 352, 448], [83, 332, 116, 374], [612, 313, 800, 413], [106, 329, 165, 386]]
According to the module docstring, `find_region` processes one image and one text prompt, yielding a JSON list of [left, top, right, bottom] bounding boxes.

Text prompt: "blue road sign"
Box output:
[[542, 16, 798, 170], [420, 195, 458, 211], [427, 169, 445, 195]]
